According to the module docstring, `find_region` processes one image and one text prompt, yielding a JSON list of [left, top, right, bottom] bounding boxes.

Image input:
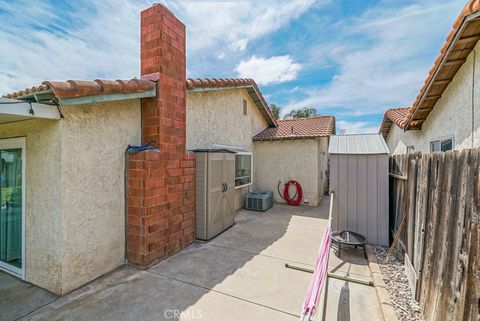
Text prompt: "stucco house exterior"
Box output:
[[379, 1, 480, 155], [185, 78, 335, 209], [0, 4, 337, 295], [0, 80, 155, 294], [185, 78, 276, 210], [0, 4, 198, 295], [253, 116, 335, 206]]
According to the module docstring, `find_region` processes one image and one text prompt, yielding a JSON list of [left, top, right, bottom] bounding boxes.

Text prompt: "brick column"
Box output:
[[126, 4, 195, 268]]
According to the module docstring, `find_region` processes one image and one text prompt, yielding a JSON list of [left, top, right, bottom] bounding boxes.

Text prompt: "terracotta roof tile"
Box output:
[[406, 0, 480, 129], [253, 116, 335, 141], [186, 77, 277, 127], [3, 79, 155, 100], [379, 107, 410, 138]]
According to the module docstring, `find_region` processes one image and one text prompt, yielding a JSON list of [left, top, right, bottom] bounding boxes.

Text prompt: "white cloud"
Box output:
[[336, 121, 378, 135], [0, 0, 318, 94], [284, 0, 466, 116], [162, 0, 318, 53], [235, 55, 301, 85], [229, 39, 248, 52], [0, 0, 148, 94]]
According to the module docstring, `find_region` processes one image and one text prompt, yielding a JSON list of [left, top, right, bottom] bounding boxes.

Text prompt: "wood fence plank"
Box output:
[[432, 151, 455, 321], [436, 150, 461, 321], [400, 155, 409, 250], [420, 152, 444, 319], [413, 155, 429, 300], [407, 159, 417, 259], [457, 148, 480, 321], [442, 149, 468, 320], [390, 149, 478, 321]]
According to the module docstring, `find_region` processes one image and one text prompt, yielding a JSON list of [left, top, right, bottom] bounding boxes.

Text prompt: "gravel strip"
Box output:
[[373, 247, 425, 321]]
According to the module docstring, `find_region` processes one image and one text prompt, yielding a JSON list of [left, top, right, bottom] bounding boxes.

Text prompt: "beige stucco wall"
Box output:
[[253, 138, 328, 207], [59, 100, 141, 294], [0, 99, 141, 294], [0, 120, 63, 293], [186, 89, 269, 209], [386, 43, 480, 154]]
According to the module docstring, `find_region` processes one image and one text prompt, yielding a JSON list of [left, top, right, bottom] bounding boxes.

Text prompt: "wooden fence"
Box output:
[[389, 149, 479, 321]]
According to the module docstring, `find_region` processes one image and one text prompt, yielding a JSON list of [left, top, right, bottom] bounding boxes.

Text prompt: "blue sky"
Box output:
[[0, 0, 467, 133]]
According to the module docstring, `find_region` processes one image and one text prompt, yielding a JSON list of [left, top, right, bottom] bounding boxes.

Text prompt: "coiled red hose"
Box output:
[[278, 180, 303, 206]]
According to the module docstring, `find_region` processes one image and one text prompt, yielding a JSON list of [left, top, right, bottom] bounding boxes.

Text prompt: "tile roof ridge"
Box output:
[[278, 115, 332, 121]]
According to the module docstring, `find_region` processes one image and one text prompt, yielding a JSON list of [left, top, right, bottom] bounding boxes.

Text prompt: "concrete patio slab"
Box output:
[[11, 198, 383, 321], [19, 266, 295, 321], [0, 271, 57, 321], [150, 243, 312, 316], [316, 277, 383, 321], [209, 203, 328, 265]]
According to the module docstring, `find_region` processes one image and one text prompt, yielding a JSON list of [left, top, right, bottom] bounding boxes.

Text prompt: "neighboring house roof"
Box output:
[[379, 107, 410, 138], [2, 79, 156, 106], [186, 77, 277, 127], [405, 0, 480, 129], [253, 116, 335, 141], [329, 134, 390, 155]]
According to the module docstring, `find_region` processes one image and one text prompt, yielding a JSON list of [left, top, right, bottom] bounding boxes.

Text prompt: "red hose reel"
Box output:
[[278, 180, 303, 206]]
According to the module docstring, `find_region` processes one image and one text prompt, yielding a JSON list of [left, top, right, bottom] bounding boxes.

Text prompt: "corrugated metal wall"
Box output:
[[330, 154, 389, 246]]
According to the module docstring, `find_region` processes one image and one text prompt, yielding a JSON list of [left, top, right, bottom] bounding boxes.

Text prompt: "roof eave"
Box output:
[[6, 87, 157, 107], [406, 10, 480, 129], [58, 88, 156, 106]]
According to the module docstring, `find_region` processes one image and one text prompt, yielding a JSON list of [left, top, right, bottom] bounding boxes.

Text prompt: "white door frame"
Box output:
[[0, 137, 26, 279]]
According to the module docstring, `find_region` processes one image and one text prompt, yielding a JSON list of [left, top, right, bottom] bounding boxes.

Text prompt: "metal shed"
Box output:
[[329, 134, 390, 246]]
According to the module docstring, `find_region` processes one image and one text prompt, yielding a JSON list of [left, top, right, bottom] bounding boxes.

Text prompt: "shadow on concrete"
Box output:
[[16, 199, 380, 321], [0, 271, 57, 321], [331, 244, 369, 265], [18, 203, 323, 321], [337, 281, 351, 321]]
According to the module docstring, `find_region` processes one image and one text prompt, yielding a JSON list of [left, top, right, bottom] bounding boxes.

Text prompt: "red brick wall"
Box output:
[[126, 4, 195, 268]]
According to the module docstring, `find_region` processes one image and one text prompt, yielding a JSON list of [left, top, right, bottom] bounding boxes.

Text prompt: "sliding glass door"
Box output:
[[0, 138, 25, 277]]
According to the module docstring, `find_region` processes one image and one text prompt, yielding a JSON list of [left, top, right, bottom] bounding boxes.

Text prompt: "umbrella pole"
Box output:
[[321, 275, 329, 321], [285, 263, 374, 286]]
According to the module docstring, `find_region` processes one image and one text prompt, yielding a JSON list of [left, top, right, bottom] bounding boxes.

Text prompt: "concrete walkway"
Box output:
[[0, 271, 57, 321], [8, 199, 382, 321]]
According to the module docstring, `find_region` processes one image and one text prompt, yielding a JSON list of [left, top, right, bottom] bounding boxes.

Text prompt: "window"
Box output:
[[430, 137, 453, 153], [235, 152, 252, 188], [242, 99, 247, 116]]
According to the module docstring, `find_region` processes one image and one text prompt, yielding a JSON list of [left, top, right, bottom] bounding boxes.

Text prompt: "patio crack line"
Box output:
[[203, 243, 315, 267], [203, 243, 372, 280], [146, 269, 300, 319], [13, 297, 59, 321]]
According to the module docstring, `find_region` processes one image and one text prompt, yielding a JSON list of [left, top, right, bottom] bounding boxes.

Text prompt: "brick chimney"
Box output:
[[126, 4, 195, 268]]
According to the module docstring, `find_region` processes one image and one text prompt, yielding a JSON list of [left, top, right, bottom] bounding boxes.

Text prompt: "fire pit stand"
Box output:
[[331, 230, 367, 259]]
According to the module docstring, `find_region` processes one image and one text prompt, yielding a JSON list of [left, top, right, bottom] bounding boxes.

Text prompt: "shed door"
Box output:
[[223, 153, 235, 227], [208, 153, 225, 238]]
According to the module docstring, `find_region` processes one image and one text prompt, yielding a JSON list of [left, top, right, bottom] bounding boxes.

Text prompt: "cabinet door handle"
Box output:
[[225, 183, 228, 191]]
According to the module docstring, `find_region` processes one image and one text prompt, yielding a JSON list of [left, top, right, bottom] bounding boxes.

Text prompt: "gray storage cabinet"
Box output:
[[194, 149, 235, 240], [329, 134, 390, 246]]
